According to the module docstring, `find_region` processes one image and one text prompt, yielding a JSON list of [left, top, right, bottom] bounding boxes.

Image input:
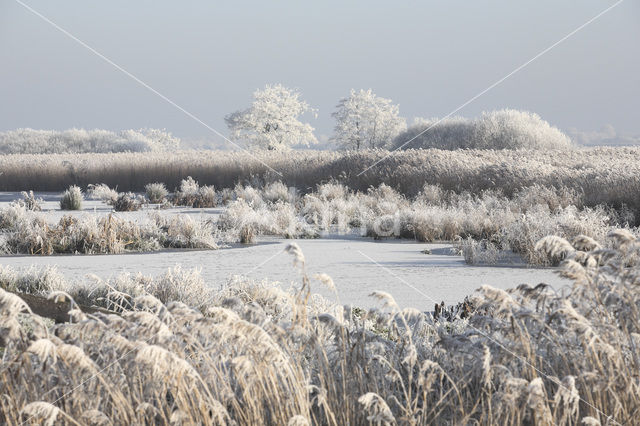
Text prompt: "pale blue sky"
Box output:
[[1, 0, 638, 145]]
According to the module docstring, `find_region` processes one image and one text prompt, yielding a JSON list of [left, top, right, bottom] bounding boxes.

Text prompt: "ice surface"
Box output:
[[0, 236, 567, 310]]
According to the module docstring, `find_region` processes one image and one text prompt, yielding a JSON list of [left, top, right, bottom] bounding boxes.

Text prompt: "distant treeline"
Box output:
[[0, 128, 180, 154]]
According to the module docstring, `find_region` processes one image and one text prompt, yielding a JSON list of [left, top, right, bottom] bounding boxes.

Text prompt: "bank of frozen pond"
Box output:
[[0, 235, 568, 309]]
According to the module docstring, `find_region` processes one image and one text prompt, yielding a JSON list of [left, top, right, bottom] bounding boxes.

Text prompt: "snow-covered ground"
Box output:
[[0, 192, 569, 309]]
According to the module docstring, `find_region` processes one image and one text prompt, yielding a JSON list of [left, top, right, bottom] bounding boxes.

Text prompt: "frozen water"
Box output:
[[0, 235, 568, 310]]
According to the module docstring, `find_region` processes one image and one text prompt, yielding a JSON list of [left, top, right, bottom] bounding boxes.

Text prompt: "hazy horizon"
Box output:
[[1, 0, 639, 147]]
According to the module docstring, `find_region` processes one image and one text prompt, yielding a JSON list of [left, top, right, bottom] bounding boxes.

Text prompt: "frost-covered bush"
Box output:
[[153, 214, 218, 249], [271, 202, 318, 239], [219, 187, 235, 205], [0, 265, 67, 295], [13, 191, 43, 211], [461, 238, 494, 264], [174, 176, 199, 206], [316, 182, 348, 201], [234, 184, 265, 207], [0, 128, 180, 154], [59, 186, 83, 210], [476, 109, 573, 150], [113, 192, 144, 212], [87, 184, 145, 211], [173, 177, 216, 208], [394, 116, 476, 150], [263, 181, 295, 204], [218, 199, 317, 239], [393, 109, 573, 150], [416, 184, 448, 205], [239, 223, 256, 244], [193, 185, 216, 208], [218, 200, 266, 233], [144, 182, 168, 204], [0, 204, 40, 231], [87, 183, 119, 205]]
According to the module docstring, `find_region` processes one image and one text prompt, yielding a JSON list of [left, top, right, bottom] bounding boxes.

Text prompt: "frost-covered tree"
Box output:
[[225, 84, 317, 151], [331, 89, 406, 150], [391, 109, 573, 151]]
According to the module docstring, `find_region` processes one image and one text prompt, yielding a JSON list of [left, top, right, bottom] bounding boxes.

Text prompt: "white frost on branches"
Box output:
[[0, 128, 180, 154], [331, 89, 406, 150], [393, 109, 573, 151], [225, 84, 317, 151]]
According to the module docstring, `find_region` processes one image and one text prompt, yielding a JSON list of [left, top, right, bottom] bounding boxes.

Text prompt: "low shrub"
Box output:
[[59, 186, 83, 210], [173, 177, 216, 208], [144, 182, 168, 204], [153, 214, 218, 249], [263, 181, 295, 203], [239, 224, 256, 244], [113, 192, 144, 212], [14, 191, 43, 211], [234, 184, 264, 207], [87, 183, 118, 205], [173, 176, 199, 206], [193, 184, 216, 208]]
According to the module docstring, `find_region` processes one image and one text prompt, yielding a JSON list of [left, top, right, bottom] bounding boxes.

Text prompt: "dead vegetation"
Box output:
[[1, 234, 639, 424], [2, 178, 632, 265], [0, 206, 218, 254], [2, 148, 640, 220]]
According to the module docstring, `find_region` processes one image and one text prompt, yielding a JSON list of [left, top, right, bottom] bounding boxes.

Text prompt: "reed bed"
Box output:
[[218, 181, 625, 265], [0, 205, 219, 254], [1, 148, 640, 217], [1, 179, 630, 264], [1, 233, 639, 424]]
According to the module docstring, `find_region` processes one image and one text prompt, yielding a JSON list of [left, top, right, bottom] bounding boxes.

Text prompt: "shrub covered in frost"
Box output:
[[144, 182, 169, 203], [113, 192, 144, 212], [87, 183, 119, 205], [59, 186, 83, 210], [13, 191, 43, 211], [393, 109, 574, 151], [0, 128, 180, 154], [173, 177, 216, 208]]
